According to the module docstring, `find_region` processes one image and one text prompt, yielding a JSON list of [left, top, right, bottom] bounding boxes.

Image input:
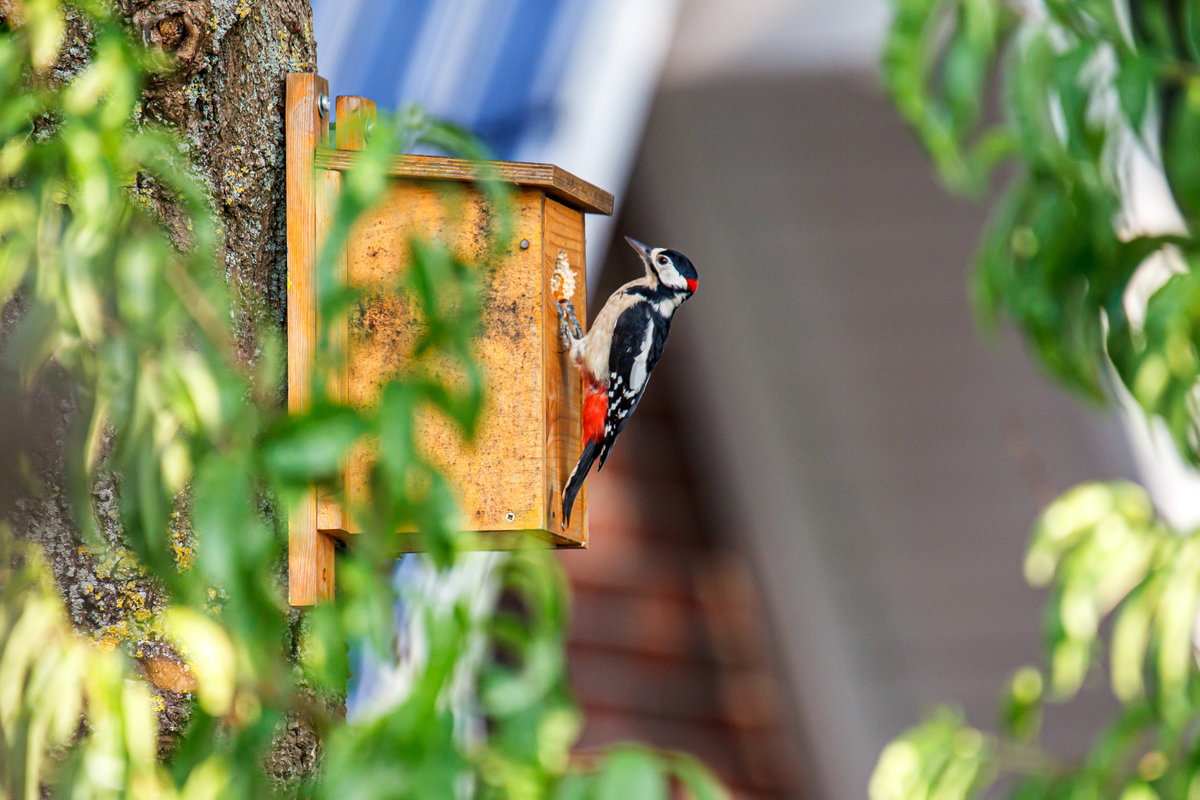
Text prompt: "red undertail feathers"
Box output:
[[582, 377, 606, 444], [563, 376, 607, 527]]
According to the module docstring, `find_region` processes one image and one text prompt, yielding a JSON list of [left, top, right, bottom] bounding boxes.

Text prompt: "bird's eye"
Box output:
[[657, 256, 669, 266]]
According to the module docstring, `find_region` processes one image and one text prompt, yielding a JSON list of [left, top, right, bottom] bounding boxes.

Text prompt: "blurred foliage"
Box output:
[[871, 482, 1200, 800], [0, 1, 728, 798], [876, 1, 1200, 799], [883, 0, 1200, 431]]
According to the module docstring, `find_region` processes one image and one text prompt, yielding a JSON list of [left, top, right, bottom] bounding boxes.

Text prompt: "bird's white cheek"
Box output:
[[659, 263, 686, 290]]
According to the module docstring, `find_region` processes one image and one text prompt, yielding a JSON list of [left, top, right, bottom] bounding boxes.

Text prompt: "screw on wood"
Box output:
[[519, 238, 530, 250], [318, 94, 330, 117], [505, 511, 515, 522]]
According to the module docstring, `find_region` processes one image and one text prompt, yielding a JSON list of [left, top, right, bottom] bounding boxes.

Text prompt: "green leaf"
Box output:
[[25, 0, 65, 70], [870, 709, 995, 800], [1186, 1, 1200, 61], [554, 773, 594, 800], [1116, 56, 1154, 134], [192, 449, 259, 587], [1000, 666, 1044, 740], [261, 402, 367, 484], [1152, 538, 1200, 716], [164, 607, 238, 717], [1110, 267, 1200, 463], [1129, 2, 1179, 57], [596, 748, 669, 800], [880, 0, 1013, 194], [1111, 581, 1157, 703], [672, 754, 731, 800], [1161, 79, 1200, 220]]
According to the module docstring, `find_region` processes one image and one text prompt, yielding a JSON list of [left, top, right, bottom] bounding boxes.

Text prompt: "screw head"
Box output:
[[505, 511, 515, 522], [318, 94, 330, 117], [519, 239, 530, 250], [364, 118, 375, 142]]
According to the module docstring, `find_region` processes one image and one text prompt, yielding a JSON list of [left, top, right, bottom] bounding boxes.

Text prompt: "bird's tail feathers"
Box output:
[[562, 438, 602, 528], [597, 440, 614, 472]]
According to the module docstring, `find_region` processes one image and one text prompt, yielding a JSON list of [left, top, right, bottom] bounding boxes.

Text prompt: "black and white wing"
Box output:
[[597, 302, 668, 470]]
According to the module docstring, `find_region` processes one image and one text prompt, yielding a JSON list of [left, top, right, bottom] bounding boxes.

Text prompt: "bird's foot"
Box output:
[[557, 298, 582, 352]]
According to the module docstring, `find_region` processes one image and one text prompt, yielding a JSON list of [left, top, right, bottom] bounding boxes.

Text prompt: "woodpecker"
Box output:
[[558, 236, 698, 527]]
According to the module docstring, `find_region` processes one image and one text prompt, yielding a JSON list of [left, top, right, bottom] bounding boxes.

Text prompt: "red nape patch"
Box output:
[[582, 380, 607, 443], [686, 278, 698, 293]]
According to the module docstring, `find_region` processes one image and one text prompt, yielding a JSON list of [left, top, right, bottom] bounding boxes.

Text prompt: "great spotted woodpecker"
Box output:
[[558, 236, 698, 527]]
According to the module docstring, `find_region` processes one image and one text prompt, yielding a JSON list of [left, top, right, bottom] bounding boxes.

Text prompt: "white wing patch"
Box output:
[[627, 324, 655, 396]]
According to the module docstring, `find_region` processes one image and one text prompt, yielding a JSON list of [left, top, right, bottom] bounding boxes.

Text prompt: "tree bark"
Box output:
[[2, 0, 319, 771]]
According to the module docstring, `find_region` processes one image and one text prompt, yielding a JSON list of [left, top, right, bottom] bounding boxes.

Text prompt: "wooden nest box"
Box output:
[[286, 74, 613, 605]]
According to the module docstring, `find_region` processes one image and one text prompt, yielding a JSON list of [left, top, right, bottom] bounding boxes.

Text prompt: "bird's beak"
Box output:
[[625, 236, 653, 262]]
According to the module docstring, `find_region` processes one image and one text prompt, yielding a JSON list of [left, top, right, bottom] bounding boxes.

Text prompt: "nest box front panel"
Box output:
[[323, 182, 587, 546]]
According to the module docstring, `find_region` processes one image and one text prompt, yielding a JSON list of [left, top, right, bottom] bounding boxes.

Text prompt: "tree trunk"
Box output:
[[3, 0, 319, 772]]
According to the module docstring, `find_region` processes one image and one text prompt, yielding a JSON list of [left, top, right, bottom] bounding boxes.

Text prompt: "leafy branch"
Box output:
[[877, 1, 1200, 798]]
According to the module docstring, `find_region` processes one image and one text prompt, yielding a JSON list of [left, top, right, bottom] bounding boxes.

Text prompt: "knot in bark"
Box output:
[[122, 0, 212, 73]]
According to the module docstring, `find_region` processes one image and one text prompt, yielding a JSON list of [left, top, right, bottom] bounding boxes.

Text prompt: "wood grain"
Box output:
[[315, 96, 373, 537], [341, 185, 551, 537], [335, 95, 375, 150], [542, 198, 588, 545], [314, 167, 349, 536], [285, 73, 335, 606], [314, 148, 613, 215]]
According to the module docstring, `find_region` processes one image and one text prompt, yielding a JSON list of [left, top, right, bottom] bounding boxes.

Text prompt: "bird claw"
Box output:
[[557, 298, 582, 352]]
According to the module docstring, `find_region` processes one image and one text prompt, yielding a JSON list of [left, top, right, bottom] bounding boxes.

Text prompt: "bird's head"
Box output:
[[626, 236, 698, 296]]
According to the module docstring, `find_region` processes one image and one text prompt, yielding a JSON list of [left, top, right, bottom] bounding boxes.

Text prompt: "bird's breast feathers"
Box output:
[[576, 280, 681, 385]]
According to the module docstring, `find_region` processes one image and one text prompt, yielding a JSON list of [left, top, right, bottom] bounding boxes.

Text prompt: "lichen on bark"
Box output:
[[126, 0, 317, 361]]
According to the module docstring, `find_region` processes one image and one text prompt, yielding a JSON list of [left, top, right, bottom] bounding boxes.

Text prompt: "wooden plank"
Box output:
[[315, 96, 374, 536], [314, 148, 614, 216], [335, 95, 376, 150], [341, 184, 550, 536], [314, 167, 349, 536], [286, 73, 335, 606], [542, 197, 588, 545]]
